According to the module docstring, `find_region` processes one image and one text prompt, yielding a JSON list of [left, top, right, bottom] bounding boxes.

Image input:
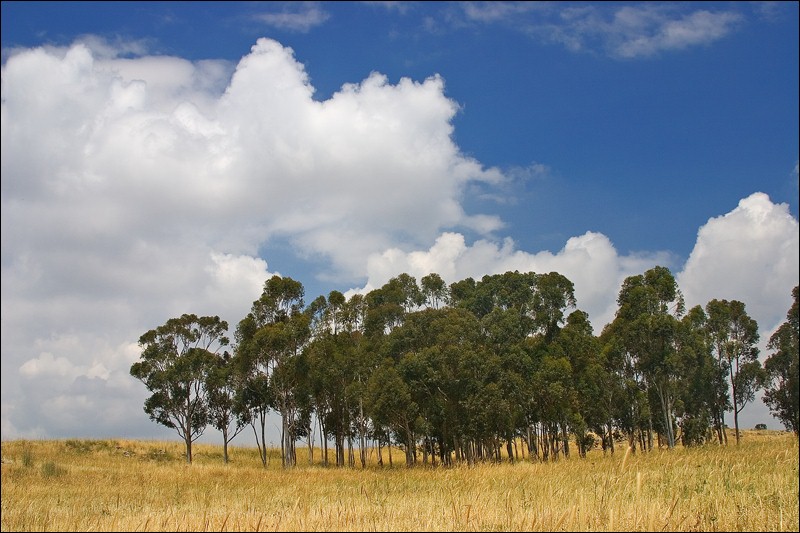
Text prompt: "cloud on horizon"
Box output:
[[2, 37, 797, 440]]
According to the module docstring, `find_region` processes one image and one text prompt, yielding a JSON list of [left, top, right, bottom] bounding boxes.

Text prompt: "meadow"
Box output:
[[1, 430, 797, 532]]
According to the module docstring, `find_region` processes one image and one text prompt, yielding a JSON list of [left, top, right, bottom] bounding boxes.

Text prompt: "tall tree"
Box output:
[[763, 286, 799, 435], [235, 275, 308, 467], [130, 314, 229, 464], [705, 299, 763, 444], [611, 266, 685, 449], [532, 272, 577, 342], [421, 272, 448, 310]]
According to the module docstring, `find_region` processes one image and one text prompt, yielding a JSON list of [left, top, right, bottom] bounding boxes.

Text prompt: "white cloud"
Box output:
[[462, 2, 543, 23], [255, 3, 330, 33], [678, 192, 799, 335], [460, 3, 743, 59], [612, 8, 742, 58]]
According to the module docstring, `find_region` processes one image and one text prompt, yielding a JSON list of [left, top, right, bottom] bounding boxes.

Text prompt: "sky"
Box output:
[[1, 1, 798, 445]]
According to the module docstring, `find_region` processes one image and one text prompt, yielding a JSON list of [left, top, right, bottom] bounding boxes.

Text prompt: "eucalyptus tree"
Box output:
[[365, 359, 419, 466], [611, 266, 685, 449], [234, 275, 308, 467], [305, 290, 374, 467], [421, 272, 448, 310], [206, 350, 247, 463], [705, 299, 763, 444], [130, 314, 229, 464], [599, 322, 650, 453], [673, 305, 719, 446], [551, 310, 606, 457], [232, 313, 273, 467], [532, 272, 577, 342], [364, 277, 409, 336], [763, 286, 799, 435]]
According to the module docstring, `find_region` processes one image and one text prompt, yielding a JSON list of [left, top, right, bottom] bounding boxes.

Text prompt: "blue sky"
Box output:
[[1, 1, 798, 442]]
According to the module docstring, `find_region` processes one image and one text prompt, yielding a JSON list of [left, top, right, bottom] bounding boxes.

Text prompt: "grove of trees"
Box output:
[[130, 267, 799, 465]]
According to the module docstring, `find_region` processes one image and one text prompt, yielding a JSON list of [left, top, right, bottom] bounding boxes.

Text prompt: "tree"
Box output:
[[763, 286, 799, 435], [705, 299, 762, 444], [674, 306, 719, 446], [206, 351, 247, 464], [421, 273, 448, 310], [235, 275, 308, 467], [130, 314, 229, 464], [611, 266, 685, 450], [365, 360, 418, 467]]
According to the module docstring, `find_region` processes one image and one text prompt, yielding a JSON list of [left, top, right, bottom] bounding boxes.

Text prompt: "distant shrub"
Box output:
[[754, 423, 768, 430], [40, 461, 66, 478], [64, 439, 118, 454], [21, 445, 33, 468], [143, 447, 175, 462]]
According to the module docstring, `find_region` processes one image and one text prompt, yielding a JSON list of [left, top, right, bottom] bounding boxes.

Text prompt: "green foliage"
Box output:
[[763, 286, 799, 435], [127, 267, 790, 466], [130, 313, 230, 463]]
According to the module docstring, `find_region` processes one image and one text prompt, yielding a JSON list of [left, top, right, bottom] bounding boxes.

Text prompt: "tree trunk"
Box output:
[[185, 434, 193, 464], [405, 423, 414, 467], [222, 426, 229, 464], [608, 424, 615, 455]]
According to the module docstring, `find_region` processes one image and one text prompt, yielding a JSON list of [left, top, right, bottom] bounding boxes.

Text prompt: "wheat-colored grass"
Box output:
[[1, 430, 797, 531]]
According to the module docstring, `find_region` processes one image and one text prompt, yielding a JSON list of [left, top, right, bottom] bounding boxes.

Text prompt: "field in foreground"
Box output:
[[1, 431, 798, 532]]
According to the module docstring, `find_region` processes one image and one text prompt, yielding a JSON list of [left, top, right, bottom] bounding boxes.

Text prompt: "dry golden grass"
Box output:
[[1, 430, 797, 531]]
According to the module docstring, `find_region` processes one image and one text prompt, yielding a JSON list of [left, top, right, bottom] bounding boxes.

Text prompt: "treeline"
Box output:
[[130, 267, 799, 465]]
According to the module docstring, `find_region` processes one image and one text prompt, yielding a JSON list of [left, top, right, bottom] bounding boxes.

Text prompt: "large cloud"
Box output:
[[679, 192, 799, 335]]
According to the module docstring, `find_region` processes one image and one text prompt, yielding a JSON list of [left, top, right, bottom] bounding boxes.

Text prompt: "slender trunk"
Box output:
[[730, 368, 741, 445], [348, 434, 355, 467], [657, 385, 675, 449], [222, 426, 229, 464], [280, 414, 287, 468], [359, 398, 367, 468], [608, 424, 615, 455], [185, 434, 193, 464], [721, 412, 728, 445], [405, 422, 414, 467]]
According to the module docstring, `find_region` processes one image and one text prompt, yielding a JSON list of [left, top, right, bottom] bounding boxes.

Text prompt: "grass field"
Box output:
[[1, 430, 797, 531]]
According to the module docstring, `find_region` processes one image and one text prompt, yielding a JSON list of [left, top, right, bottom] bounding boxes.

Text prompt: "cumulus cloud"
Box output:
[[678, 192, 799, 334]]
